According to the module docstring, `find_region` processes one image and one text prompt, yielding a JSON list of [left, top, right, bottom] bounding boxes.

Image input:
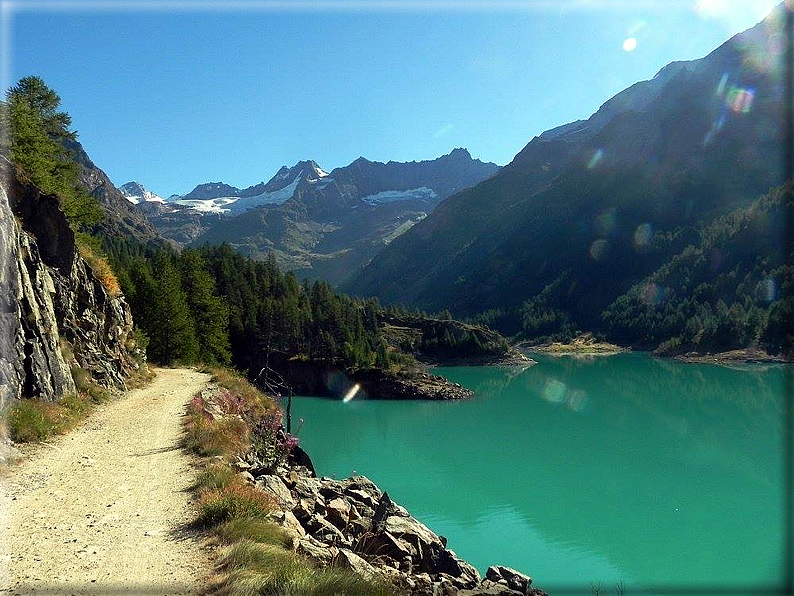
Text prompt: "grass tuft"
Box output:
[[197, 482, 277, 527], [216, 518, 293, 549], [184, 411, 249, 458], [215, 540, 395, 596]]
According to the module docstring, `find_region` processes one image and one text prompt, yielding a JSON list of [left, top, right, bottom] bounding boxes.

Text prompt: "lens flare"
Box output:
[[587, 148, 604, 170], [342, 383, 361, 403], [726, 86, 755, 113], [589, 239, 608, 261], [763, 277, 777, 302], [542, 380, 567, 404], [594, 207, 617, 236], [633, 223, 652, 248], [641, 282, 663, 307], [622, 37, 637, 52]]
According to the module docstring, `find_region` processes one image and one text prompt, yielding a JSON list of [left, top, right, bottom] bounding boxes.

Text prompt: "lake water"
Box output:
[[292, 353, 789, 594]]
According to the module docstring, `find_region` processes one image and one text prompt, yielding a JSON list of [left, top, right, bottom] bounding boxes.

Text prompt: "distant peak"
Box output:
[[120, 181, 165, 203], [447, 147, 472, 159]]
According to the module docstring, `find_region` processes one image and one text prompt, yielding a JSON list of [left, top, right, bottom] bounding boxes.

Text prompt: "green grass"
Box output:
[[197, 482, 277, 527], [216, 518, 293, 549], [195, 463, 239, 492], [215, 541, 396, 596], [184, 411, 249, 458]]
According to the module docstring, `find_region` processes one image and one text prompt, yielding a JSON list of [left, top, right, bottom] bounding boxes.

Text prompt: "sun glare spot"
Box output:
[[594, 207, 617, 236], [726, 86, 755, 113], [633, 223, 653, 248], [342, 383, 361, 403], [622, 37, 638, 52], [587, 148, 604, 169]]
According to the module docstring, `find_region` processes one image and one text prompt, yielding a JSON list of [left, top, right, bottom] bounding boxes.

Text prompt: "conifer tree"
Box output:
[[147, 253, 199, 364], [179, 250, 231, 365]]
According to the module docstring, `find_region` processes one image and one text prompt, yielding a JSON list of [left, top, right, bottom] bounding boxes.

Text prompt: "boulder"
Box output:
[[292, 498, 315, 523], [298, 535, 337, 565], [353, 530, 413, 562], [384, 515, 442, 553], [345, 488, 377, 509], [325, 497, 352, 529], [335, 549, 378, 578], [236, 471, 255, 484], [305, 513, 346, 544], [255, 475, 295, 507], [292, 475, 323, 500], [486, 566, 532, 593]]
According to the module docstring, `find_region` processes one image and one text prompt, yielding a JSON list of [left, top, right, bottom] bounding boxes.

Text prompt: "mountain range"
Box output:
[[123, 148, 499, 284], [342, 5, 787, 347]]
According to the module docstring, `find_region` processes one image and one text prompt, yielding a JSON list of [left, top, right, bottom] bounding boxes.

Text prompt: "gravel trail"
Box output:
[[1, 368, 212, 595]]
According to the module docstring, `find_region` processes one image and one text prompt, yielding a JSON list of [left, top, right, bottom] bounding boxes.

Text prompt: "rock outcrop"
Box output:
[[0, 159, 139, 404], [233, 445, 547, 596]]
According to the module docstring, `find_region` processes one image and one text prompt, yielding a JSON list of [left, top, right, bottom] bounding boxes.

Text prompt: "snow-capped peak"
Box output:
[[120, 181, 165, 204]]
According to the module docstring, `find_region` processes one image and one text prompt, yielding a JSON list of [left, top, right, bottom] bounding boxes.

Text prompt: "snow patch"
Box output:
[[172, 196, 239, 213], [360, 187, 438, 205], [227, 173, 302, 213]]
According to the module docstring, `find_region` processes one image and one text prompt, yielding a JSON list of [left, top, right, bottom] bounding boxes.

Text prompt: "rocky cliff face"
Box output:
[[0, 159, 139, 405]]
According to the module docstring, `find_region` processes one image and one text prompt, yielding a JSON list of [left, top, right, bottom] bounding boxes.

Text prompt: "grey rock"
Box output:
[[486, 566, 532, 593], [335, 548, 378, 577], [255, 475, 295, 507]]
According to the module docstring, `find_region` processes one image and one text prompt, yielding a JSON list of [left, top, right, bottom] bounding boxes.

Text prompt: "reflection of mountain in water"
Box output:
[[294, 355, 785, 589]]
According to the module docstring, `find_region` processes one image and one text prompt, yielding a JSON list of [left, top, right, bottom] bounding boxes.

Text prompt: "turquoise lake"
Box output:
[[292, 353, 789, 594]]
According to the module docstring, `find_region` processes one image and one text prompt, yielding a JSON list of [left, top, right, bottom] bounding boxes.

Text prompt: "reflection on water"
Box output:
[[293, 353, 787, 592]]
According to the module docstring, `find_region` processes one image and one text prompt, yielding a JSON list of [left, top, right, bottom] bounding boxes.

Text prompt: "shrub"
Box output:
[[216, 540, 395, 596], [197, 483, 276, 527], [195, 463, 238, 493], [77, 240, 121, 297], [204, 367, 278, 421]]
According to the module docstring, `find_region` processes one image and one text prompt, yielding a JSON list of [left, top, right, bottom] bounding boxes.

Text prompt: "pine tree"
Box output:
[[179, 250, 231, 365], [148, 253, 199, 364]]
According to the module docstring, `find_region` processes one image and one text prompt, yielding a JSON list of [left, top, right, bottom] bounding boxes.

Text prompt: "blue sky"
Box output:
[[5, 0, 778, 197]]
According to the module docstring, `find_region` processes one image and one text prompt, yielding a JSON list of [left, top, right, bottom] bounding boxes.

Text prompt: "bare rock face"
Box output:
[[0, 160, 139, 403]]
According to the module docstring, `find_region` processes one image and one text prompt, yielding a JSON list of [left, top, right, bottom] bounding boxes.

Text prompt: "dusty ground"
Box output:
[[0, 368, 212, 595]]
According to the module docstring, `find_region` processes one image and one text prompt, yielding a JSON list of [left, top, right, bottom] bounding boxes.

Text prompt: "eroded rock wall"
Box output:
[[0, 160, 138, 402]]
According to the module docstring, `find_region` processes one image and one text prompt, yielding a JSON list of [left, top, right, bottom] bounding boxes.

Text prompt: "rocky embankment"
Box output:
[[0, 158, 140, 404], [237, 457, 546, 596], [263, 353, 473, 400], [379, 314, 534, 367], [666, 346, 788, 365], [520, 333, 626, 357]]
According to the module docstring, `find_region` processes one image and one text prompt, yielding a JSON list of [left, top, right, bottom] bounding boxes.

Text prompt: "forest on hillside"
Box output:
[[2, 76, 502, 379]]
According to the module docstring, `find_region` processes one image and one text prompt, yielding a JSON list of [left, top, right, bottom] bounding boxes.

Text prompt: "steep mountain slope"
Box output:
[[603, 184, 791, 355], [63, 139, 165, 248], [344, 7, 786, 336], [136, 148, 499, 284]]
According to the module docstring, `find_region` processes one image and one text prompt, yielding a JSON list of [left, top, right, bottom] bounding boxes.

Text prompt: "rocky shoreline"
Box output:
[[667, 346, 788, 365], [238, 451, 546, 596], [519, 334, 626, 357]]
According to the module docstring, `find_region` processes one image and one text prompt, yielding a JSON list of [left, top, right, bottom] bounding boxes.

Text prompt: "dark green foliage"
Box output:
[[2, 76, 103, 229], [198, 244, 387, 372], [602, 185, 792, 355], [180, 250, 231, 365], [146, 253, 200, 364]]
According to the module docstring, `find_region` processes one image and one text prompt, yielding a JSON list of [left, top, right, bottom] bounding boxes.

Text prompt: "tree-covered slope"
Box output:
[[603, 184, 792, 356], [344, 7, 786, 339]]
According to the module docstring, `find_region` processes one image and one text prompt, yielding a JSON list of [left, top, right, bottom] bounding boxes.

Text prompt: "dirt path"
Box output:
[[0, 368, 212, 595]]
